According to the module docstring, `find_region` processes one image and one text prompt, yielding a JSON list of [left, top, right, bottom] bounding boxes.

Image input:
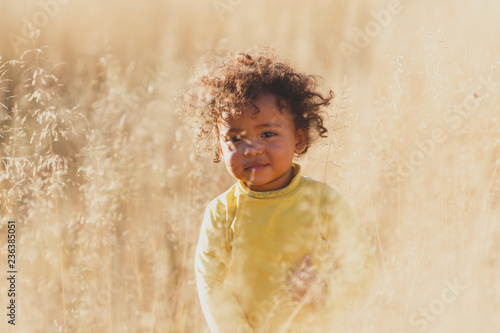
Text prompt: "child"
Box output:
[[182, 46, 378, 332]]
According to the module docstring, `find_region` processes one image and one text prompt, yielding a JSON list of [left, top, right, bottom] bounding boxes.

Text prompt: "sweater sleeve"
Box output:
[[312, 189, 378, 312], [194, 201, 254, 333]]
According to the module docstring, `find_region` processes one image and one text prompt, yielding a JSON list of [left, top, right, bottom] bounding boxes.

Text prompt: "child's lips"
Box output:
[[245, 164, 268, 172]]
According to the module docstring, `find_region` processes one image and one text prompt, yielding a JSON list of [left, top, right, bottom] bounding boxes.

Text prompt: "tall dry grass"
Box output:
[[0, 0, 499, 332]]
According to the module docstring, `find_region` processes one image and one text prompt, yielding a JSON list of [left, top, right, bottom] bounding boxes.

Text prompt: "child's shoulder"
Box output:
[[302, 175, 344, 201], [204, 183, 239, 214], [301, 176, 358, 217]]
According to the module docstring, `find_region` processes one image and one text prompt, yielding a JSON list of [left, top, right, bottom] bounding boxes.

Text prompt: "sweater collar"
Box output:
[[237, 163, 302, 199]]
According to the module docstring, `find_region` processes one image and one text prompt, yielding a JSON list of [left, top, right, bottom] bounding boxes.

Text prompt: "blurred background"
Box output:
[[0, 0, 499, 332]]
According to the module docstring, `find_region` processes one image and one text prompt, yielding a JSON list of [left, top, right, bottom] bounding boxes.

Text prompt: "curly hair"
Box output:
[[178, 46, 334, 163]]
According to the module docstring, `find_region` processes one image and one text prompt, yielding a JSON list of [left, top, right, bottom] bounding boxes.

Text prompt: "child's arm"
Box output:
[[195, 202, 253, 333], [313, 189, 379, 311]]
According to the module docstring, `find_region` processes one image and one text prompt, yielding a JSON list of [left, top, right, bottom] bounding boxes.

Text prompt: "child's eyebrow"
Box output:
[[222, 123, 284, 135], [225, 127, 243, 134], [255, 122, 284, 129]]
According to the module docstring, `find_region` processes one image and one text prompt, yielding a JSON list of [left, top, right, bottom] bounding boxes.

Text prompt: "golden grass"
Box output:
[[0, 0, 499, 332]]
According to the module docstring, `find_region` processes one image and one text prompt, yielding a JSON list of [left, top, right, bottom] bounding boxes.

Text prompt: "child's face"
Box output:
[[217, 93, 306, 191]]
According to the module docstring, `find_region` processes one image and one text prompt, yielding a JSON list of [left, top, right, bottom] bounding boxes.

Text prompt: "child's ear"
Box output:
[[294, 128, 307, 154]]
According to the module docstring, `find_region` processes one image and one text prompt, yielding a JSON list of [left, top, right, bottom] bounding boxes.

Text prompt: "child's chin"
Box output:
[[242, 177, 268, 186], [244, 178, 279, 191], [244, 179, 267, 186]]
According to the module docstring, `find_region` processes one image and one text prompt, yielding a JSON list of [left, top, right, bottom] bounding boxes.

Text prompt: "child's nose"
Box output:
[[243, 140, 263, 157]]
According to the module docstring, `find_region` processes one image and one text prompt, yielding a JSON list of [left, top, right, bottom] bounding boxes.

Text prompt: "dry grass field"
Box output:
[[0, 0, 499, 332]]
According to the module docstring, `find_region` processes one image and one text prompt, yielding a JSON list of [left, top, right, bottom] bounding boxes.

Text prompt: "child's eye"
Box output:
[[262, 131, 276, 138], [227, 135, 242, 142]]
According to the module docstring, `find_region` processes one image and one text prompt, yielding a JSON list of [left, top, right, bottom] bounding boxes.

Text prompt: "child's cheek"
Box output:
[[227, 152, 243, 173]]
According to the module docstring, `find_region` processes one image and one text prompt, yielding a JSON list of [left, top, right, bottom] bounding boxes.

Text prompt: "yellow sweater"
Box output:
[[195, 164, 378, 333]]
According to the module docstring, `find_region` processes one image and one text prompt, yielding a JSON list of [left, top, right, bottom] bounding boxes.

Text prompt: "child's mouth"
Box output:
[[245, 164, 268, 172]]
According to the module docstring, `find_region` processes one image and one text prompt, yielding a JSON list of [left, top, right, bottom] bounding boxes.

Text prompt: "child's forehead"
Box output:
[[217, 106, 293, 134]]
